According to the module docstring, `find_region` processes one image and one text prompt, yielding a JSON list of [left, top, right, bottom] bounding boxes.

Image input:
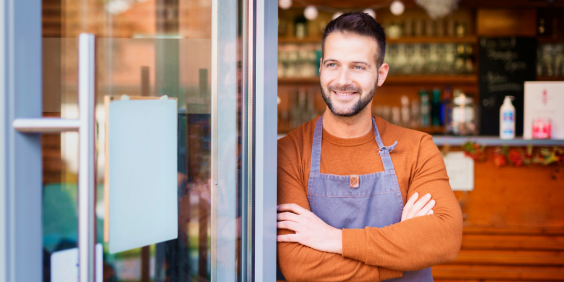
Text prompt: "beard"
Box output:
[[320, 76, 379, 117]]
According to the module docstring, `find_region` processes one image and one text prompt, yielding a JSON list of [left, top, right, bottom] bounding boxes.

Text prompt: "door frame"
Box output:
[[0, 0, 43, 282], [0, 0, 278, 281], [254, 0, 278, 281]]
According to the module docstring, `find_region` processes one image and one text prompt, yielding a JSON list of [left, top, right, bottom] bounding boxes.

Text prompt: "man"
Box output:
[[277, 12, 462, 281]]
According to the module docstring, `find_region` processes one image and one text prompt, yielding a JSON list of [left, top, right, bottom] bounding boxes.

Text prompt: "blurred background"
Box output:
[[36, 0, 564, 281], [276, 0, 564, 281]]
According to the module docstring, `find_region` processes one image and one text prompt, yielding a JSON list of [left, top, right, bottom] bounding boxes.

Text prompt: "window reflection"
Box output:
[[41, 0, 240, 281]]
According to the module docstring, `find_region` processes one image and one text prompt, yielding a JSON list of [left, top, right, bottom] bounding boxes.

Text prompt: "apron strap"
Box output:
[[311, 115, 397, 173], [372, 117, 397, 171], [310, 115, 324, 173]]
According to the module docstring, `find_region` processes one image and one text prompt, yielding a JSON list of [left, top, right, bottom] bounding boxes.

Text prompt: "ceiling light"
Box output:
[[279, 0, 292, 10], [304, 6, 318, 20], [390, 0, 405, 16], [332, 12, 343, 20], [363, 8, 376, 19]]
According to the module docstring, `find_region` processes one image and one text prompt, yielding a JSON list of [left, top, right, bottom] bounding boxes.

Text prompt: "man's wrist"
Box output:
[[330, 228, 343, 254]]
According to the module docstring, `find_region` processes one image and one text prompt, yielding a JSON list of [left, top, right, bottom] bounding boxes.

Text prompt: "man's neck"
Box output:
[[322, 106, 373, 139]]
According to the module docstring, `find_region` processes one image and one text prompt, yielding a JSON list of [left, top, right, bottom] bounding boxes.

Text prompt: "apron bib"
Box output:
[[307, 115, 433, 281]]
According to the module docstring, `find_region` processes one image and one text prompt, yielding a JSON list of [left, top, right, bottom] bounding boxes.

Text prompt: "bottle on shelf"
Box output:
[[420, 89, 430, 128], [410, 100, 420, 129], [441, 85, 452, 126], [445, 89, 478, 136], [431, 88, 442, 126], [499, 96, 515, 140], [455, 44, 466, 74], [400, 95, 410, 127], [465, 44, 474, 74], [392, 106, 401, 125], [294, 15, 307, 39]]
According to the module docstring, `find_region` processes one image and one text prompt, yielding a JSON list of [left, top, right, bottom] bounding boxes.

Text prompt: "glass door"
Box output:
[[39, 0, 245, 281]]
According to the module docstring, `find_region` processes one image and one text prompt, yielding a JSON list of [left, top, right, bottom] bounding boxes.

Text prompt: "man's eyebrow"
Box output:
[[351, 61, 370, 66], [323, 59, 338, 63]]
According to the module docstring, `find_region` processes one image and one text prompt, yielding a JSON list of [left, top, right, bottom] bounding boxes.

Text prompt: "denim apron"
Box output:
[[307, 115, 433, 281]]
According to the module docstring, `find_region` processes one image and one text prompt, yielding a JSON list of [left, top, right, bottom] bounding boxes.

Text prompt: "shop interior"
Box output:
[[277, 0, 564, 281]]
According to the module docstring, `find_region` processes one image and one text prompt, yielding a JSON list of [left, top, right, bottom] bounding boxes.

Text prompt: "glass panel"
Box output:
[[41, 0, 243, 281]]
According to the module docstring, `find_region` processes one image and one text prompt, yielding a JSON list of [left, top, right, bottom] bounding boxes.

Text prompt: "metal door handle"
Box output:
[[13, 33, 96, 282]]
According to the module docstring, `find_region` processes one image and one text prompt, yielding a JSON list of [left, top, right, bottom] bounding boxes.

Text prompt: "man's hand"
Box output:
[[401, 192, 435, 221], [277, 194, 435, 254], [277, 204, 343, 254]]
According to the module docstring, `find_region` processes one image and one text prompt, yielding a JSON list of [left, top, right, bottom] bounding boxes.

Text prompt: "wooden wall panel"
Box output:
[[477, 9, 537, 36], [452, 147, 564, 228]]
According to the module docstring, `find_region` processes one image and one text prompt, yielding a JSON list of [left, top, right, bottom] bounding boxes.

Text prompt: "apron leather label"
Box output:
[[350, 175, 359, 188]]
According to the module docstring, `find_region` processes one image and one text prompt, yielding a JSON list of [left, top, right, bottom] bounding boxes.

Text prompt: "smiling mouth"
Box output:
[[333, 91, 358, 96]]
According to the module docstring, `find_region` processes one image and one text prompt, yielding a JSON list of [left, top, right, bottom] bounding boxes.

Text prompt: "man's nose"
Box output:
[[337, 68, 353, 86]]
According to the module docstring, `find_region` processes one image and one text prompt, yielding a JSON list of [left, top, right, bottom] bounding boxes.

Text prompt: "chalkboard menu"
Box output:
[[478, 37, 536, 136]]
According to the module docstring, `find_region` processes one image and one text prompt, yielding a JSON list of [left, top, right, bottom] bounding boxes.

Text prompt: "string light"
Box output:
[[390, 0, 405, 16], [363, 8, 376, 19], [332, 12, 343, 20], [276, 0, 417, 22], [279, 0, 292, 10], [304, 5, 318, 20]]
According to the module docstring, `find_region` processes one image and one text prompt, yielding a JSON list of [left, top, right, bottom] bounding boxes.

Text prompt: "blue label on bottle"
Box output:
[[503, 112, 514, 121]]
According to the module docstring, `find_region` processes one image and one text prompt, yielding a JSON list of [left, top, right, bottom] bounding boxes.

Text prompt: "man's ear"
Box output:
[[377, 63, 389, 87], [319, 58, 323, 74]]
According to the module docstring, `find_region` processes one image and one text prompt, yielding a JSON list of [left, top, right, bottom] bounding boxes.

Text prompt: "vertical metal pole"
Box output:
[[211, 0, 218, 278], [241, 0, 255, 280], [254, 0, 277, 280], [78, 33, 96, 282]]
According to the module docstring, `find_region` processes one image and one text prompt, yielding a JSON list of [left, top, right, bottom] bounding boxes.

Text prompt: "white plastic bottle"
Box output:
[[499, 96, 515, 139]]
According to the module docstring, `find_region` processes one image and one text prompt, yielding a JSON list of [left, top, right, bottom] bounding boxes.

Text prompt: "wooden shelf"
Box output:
[[385, 75, 477, 84], [537, 36, 564, 43], [537, 76, 564, 81], [387, 36, 478, 44], [279, 36, 478, 44], [432, 136, 564, 146], [278, 75, 477, 85], [278, 77, 319, 84], [279, 37, 322, 44]]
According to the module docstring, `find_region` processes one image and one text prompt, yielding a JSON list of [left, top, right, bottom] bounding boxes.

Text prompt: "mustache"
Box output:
[[327, 84, 361, 93]]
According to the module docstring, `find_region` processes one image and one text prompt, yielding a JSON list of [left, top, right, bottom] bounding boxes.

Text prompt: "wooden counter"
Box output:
[[433, 147, 564, 281]]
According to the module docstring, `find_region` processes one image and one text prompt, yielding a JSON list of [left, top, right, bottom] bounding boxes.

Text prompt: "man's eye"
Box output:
[[327, 63, 336, 67], [354, 65, 366, 70]]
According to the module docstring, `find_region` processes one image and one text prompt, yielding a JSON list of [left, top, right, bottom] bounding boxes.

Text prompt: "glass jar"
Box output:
[[455, 22, 467, 37], [445, 91, 478, 135]]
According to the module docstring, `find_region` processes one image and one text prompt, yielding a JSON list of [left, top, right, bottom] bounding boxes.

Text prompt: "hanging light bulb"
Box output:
[[304, 5, 318, 20], [390, 0, 405, 16], [363, 8, 376, 19], [332, 12, 343, 20], [279, 0, 292, 10]]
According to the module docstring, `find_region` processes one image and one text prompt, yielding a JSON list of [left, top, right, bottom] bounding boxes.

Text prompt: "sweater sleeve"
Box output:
[[277, 136, 403, 281], [341, 134, 463, 271]]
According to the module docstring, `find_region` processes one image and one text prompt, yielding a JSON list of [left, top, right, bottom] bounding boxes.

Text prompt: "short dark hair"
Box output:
[[322, 12, 387, 66]]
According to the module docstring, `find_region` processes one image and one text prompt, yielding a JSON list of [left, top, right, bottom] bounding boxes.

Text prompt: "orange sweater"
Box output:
[[277, 116, 463, 281]]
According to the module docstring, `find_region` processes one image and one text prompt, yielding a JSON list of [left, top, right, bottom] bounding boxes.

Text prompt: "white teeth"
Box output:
[[333, 91, 355, 96]]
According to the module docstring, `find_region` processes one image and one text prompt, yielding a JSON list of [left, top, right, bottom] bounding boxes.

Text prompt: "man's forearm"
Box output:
[[342, 213, 462, 271]]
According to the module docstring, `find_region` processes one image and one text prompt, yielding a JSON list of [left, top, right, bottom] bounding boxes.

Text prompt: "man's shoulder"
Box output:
[[278, 116, 320, 150]]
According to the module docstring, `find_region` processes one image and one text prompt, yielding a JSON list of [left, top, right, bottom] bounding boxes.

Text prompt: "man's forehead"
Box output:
[[324, 32, 379, 60]]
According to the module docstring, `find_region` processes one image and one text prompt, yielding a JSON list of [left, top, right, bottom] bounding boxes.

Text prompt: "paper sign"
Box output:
[[108, 97, 178, 253], [524, 81, 564, 140], [51, 244, 103, 282], [443, 152, 474, 191]]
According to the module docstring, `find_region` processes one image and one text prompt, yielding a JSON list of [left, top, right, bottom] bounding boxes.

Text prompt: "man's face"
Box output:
[[319, 32, 388, 117]]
